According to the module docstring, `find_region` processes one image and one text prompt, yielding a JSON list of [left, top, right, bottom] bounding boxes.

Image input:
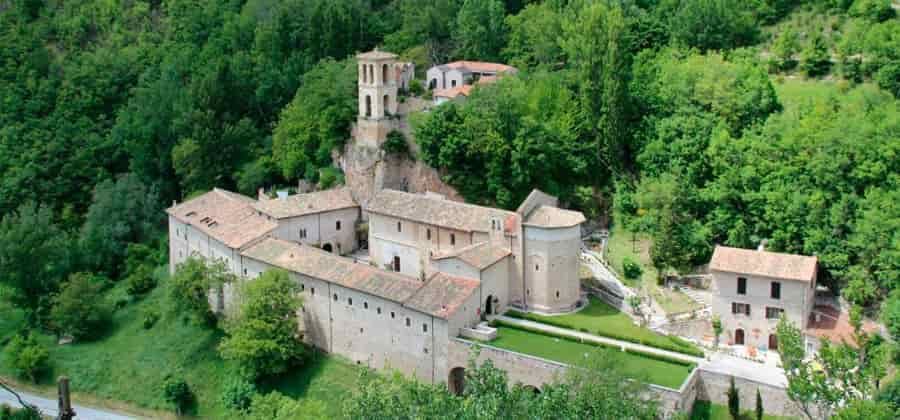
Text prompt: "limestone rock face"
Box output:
[[340, 139, 461, 219]]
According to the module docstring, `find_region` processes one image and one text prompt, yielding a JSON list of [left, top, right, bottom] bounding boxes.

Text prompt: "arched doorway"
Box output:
[[429, 79, 437, 90], [322, 243, 333, 253], [768, 334, 778, 350], [485, 295, 494, 316], [735, 328, 745, 345], [449, 367, 465, 396], [365, 95, 372, 117]]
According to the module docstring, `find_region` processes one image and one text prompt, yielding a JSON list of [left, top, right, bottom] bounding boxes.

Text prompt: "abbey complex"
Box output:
[[167, 49, 585, 387]]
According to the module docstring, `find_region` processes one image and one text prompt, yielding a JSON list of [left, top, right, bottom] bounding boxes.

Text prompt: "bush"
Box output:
[[727, 376, 740, 418], [409, 79, 424, 96], [3, 333, 49, 383], [876, 378, 900, 411], [162, 375, 193, 415], [143, 310, 160, 330], [170, 257, 235, 326], [0, 404, 41, 420], [874, 61, 900, 98], [382, 130, 410, 156], [50, 272, 110, 341], [221, 378, 257, 412], [622, 257, 643, 280], [126, 264, 157, 298], [317, 167, 345, 190]]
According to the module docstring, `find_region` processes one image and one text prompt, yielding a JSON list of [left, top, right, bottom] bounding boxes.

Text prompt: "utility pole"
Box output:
[[57, 376, 75, 420]]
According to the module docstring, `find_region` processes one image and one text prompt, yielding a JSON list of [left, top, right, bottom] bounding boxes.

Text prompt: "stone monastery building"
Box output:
[[167, 186, 584, 384]]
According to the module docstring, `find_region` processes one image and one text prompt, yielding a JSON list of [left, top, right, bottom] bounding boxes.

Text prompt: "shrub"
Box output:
[[126, 264, 157, 298], [143, 310, 160, 330], [0, 404, 41, 420], [50, 272, 110, 341], [170, 257, 235, 326], [3, 333, 49, 383], [622, 257, 643, 280], [409, 79, 424, 96], [382, 130, 410, 156], [875, 61, 900, 98], [221, 378, 257, 412], [317, 167, 345, 190], [162, 375, 193, 415]]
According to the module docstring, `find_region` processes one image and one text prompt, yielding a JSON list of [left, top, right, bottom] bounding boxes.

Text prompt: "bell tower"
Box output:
[[356, 48, 398, 146]]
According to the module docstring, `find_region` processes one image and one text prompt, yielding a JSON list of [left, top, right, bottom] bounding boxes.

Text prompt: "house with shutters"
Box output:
[[709, 245, 818, 352]]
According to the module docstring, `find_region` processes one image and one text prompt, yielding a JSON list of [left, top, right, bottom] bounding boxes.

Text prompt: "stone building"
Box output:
[[166, 184, 585, 384], [426, 61, 517, 91], [356, 49, 400, 147], [709, 245, 818, 351]]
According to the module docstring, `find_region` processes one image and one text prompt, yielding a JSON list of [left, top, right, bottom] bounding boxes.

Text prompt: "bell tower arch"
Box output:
[[356, 49, 399, 147]]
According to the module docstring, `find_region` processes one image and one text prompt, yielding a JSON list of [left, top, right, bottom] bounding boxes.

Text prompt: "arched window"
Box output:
[[382, 64, 389, 83], [361, 64, 367, 83], [383, 95, 390, 114], [368, 65, 374, 85], [365, 95, 372, 117]]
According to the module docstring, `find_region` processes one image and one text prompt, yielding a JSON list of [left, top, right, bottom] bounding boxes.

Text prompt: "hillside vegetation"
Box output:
[[1, 1, 898, 419]]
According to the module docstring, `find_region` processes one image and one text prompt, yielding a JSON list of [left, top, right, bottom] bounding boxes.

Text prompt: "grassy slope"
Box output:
[[489, 326, 693, 389], [0, 273, 362, 419], [514, 297, 700, 355], [605, 223, 701, 314]]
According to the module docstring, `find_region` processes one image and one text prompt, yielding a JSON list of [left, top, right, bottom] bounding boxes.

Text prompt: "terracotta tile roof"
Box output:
[[709, 246, 818, 282], [433, 85, 473, 98], [241, 238, 477, 319], [366, 189, 518, 233], [357, 49, 397, 60], [432, 241, 511, 270], [166, 189, 276, 249], [440, 61, 517, 74], [523, 205, 586, 228], [805, 305, 878, 348], [252, 187, 358, 219], [405, 272, 480, 319]]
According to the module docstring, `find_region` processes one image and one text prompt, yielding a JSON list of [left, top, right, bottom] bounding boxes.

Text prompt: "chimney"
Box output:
[[757, 239, 768, 252], [258, 187, 266, 201]]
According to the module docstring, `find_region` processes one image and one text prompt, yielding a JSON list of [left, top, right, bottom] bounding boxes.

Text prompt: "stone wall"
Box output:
[[694, 368, 815, 418]]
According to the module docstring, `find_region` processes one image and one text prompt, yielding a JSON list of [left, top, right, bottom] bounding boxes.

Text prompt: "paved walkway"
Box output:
[[497, 315, 703, 364], [0, 386, 136, 420]]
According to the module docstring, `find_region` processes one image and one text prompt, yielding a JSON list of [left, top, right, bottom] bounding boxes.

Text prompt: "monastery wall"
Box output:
[[269, 207, 359, 255]]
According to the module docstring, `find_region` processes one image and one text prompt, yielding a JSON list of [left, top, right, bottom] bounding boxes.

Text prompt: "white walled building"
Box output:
[[709, 245, 818, 351], [166, 184, 586, 385]]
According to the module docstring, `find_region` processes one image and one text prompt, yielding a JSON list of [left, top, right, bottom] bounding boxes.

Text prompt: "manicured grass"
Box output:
[[0, 268, 362, 419], [605, 222, 702, 315], [488, 325, 693, 389], [509, 297, 702, 356], [690, 400, 794, 420]]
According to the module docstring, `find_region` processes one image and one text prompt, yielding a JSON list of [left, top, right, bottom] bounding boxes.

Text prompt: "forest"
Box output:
[[0, 0, 898, 418]]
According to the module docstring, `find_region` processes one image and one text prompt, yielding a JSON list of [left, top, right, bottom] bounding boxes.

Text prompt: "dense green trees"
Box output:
[[344, 354, 658, 419], [169, 257, 236, 325], [49, 273, 111, 341]]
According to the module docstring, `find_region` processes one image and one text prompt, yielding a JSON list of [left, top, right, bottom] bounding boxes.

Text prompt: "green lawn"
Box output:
[[0, 269, 362, 419], [690, 400, 794, 420], [604, 223, 702, 315], [511, 297, 701, 356], [488, 325, 693, 389]]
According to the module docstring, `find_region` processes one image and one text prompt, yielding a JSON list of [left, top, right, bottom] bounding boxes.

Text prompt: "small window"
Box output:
[[348, 297, 353, 306], [771, 282, 781, 299], [766, 307, 784, 319], [300, 284, 305, 292], [406, 318, 411, 327], [424, 348, 428, 354], [360, 328, 363, 333], [535, 264, 540, 272], [555, 291, 560, 299], [397, 221, 402, 232], [364, 302, 369, 309], [426, 229, 431, 240], [391, 311, 395, 319], [423, 323, 428, 333], [737, 277, 747, 295], [336, 221, 341, 231], [377, 307, 382, 314], [450, 234, 456, 246], [732, 302, 751, 316], [334, 293, 338, 301], [311, 287, 315, 295], [243, 268, 247, 275]]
